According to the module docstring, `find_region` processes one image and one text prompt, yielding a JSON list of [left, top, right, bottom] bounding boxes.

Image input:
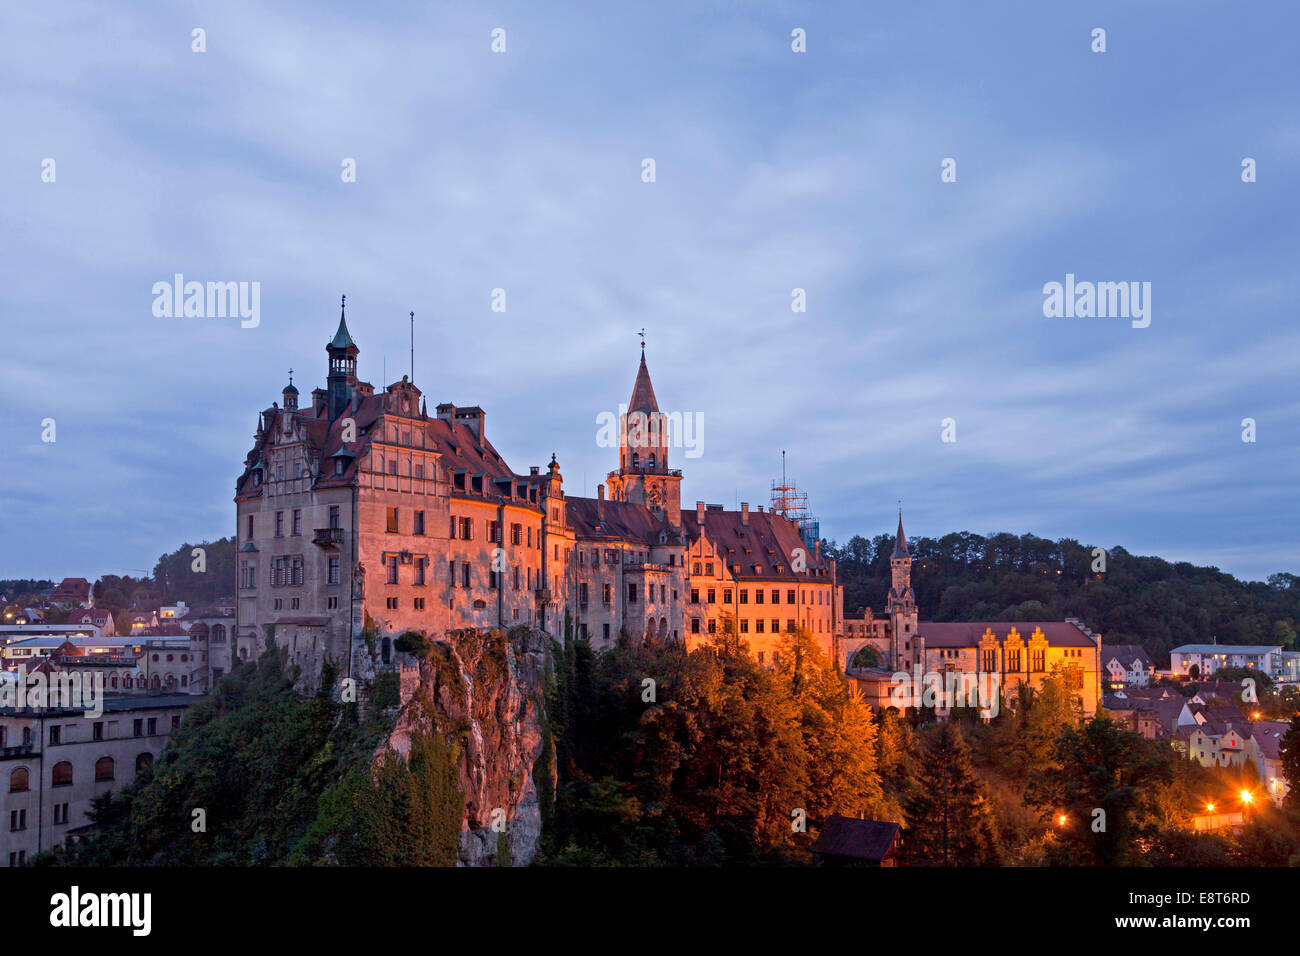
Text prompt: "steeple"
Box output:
[[326, 294, 359, 419], [892, 510, 909, 558], [628, 349, 659, 414]]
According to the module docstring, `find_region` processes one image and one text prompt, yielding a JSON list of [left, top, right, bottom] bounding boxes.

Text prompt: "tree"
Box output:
[[903, 722, 1001, 865], [1280, 713, 1300, 813], [1025, 716, 1170, 865]]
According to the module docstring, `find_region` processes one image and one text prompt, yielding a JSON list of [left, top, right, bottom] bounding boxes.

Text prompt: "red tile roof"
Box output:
[[916, 621, 1097, 648]]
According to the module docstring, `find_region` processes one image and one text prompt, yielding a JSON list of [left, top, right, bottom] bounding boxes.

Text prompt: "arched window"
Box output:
[[211, 624, 226, 643], [52, 762, 73, 787], [110, 675, 118, 689], [135, 753, 153, 774], [151, 675, 161, 689], [381, 637, 391, 665], [9, 768, 28, 793], [631, 453, 639, 467], [647, 453, 656, 468], [94, 757, 115, 781]]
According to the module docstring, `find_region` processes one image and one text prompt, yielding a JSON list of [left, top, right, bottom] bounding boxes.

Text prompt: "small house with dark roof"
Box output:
[[811, 816, 901, 867]]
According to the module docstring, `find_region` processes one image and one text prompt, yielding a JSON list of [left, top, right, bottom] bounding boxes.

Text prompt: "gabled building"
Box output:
[[1100, 644, 1155, 689]]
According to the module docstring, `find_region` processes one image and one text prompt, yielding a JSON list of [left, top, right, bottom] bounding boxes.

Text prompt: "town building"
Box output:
[[844, 517, 1102, 717], [0, 696, 191, 866], [1100, 644, 1155, 690], [1169, 643, 1284, 680]]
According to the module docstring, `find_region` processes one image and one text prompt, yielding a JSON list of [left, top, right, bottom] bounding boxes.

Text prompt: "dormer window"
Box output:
[[334, 459, 345, 476]]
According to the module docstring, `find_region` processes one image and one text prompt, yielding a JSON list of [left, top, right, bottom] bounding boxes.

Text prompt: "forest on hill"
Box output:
[[825, 532, 1300, 665]]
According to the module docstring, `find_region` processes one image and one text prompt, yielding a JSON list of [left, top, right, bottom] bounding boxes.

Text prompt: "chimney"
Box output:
[[530, 466, 540, 476], [696, 500, 705, 523], [597, 483, 605, 500], [741, 502, 749, 525]]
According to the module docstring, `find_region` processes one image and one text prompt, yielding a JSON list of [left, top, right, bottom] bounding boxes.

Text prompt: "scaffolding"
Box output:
[[770, 453, 820, 551]]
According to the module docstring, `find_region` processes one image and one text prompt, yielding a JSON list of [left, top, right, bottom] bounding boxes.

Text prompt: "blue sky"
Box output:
[[1, 1, 1297, 582]]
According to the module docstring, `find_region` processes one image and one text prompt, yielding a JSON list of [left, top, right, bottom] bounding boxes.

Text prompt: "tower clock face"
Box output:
[[647, 483, 663, 508]]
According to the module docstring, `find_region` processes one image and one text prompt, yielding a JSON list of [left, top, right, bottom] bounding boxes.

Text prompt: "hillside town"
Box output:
[[2, 312, 1297, 867]]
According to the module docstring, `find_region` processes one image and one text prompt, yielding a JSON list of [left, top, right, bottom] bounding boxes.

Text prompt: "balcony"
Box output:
[[313, 527, 344, 548]]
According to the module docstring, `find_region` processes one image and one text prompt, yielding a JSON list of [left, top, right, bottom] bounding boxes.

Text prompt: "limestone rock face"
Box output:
[[383, 627, 553, 867]]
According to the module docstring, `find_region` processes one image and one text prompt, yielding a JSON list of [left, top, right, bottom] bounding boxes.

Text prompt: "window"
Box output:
[[756, 619, 765, 633], [787, 589, 796, 604], [707, 619, 716, 634], [787, 619, 796, 633], [388, 459, 398, 476], [740, 589, 748, 604], [511, 524, 522, 546], [328, 557, 340, 585], [1031, 648, 1045, 672], [771, 589, 780, 604], [329, 505, 341, 529], [602, 582, 611, 604], [387, 555, 399, 585], [246, 514, 254, 539], [52, 762, 73, 787], [627, 583, 638, 603], [53, 803, 68, 825], [49, 725, 60, 745], [387, 507, 399, 533], [740, 619, 749, 633], [723, 589, 732, 603], [462, 563, 471, 588], [690, 588, 699, 604], [771, 619, 779, 634], [292, 509, 302, 535], [414, 597, 425, 610], [335, 458, 345, 476], [414, 511, 425, 535], [707, 589, 715, 604], [147, 718, 157, 735], [1007, 650, 1021, 671], [449, 515, 458, 539], [275, 511, 284, 536], [705, 562, 713, 575], [240, 560, 256, 589], [9, 768, 28, 793], [93, 722, 104, 742], [9, 809, 26, 832], [755, 590, 764, 605], [414, 557, 426, 586], [691, 618, 700, 634], [95, 757, 115, 781], [133, 719, 143, 737], [982, 649, 997, 671], [460, 517, 473, 540]]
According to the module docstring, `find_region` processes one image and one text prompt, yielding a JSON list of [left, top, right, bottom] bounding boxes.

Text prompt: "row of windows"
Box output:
[[8, 752, 153, 796], [241, 557, 342, 589], [691, 618, 800, 635], [246, 506, 343, 542], [690, 587, 825, 606]]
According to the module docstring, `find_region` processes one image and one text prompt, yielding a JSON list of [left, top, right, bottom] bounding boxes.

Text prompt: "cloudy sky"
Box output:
[[2, 1, 1297, 583]]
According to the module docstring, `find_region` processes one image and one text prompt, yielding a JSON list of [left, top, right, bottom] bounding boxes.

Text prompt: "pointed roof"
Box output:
[[891, 512, 909, 559], [628, 350, 659, 413], [329, 295, 356, 351]]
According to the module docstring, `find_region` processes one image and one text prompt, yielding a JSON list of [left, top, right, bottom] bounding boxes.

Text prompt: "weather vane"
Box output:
[[638, 328, 646, 350]]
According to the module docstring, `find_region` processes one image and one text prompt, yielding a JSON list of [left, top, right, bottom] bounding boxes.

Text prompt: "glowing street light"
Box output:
[[1240, 790, 1253, 805], [1057, 814, 1068, 827], [1206, 803, 1215, 812]]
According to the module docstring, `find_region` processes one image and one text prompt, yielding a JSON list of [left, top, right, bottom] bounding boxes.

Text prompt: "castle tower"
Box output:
[[887, 511, 918, 669], [605, 343, 682, 525], [326, 295, 359, 419]]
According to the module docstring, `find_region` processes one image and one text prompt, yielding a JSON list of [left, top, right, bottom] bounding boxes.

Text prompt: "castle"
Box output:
[[232, 303, 840, 683]]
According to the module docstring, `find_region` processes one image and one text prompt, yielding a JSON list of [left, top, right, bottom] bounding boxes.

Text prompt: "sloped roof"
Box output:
[[1102, 644, 1154, 669], [567, 497, 672, 546], [891, 514, 909, 559], [1252, 720, 1291, 761], [917, 621, 1096, 648], [628, 352, 659, 413], [680, 507, 822, 581], [811, 816, 900, 861]]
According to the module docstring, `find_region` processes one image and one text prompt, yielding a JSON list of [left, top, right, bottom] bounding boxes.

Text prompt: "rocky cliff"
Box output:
[[378, 626, 553, 866]]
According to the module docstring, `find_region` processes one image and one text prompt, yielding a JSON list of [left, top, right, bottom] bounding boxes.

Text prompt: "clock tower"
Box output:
[[605, 344, 682, 526]]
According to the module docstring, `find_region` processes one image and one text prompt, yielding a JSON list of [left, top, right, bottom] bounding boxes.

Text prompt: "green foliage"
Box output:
[[150, 537, 236, 606], [394, 630, 430, 656], [825, 532, 1300, 663], [372, 671, 401, 709], [52, 648, 398, 866]]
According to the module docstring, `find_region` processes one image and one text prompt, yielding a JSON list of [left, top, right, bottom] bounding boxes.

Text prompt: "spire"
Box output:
[[628, 348, 659, 413], [329, 294, 355, 350], [891, 509, 909, 559]]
